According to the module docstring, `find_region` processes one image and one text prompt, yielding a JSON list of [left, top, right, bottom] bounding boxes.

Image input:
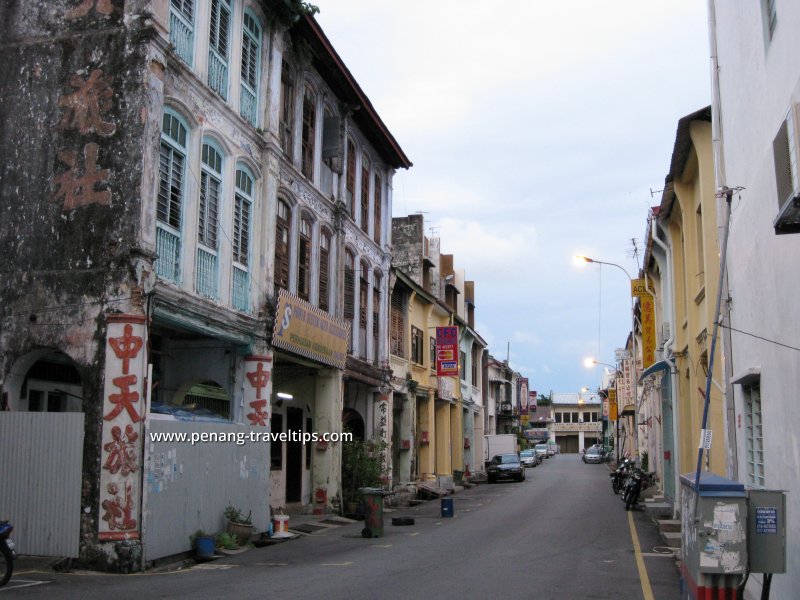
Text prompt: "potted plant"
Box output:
[[341, 440, 387, 517], [224, 505, 254, 544]]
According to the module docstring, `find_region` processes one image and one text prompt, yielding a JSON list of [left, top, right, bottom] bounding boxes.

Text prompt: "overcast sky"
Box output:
[[316, 1, 711, 394]]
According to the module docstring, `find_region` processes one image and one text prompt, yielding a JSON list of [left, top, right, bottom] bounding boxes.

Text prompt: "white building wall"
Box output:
[[714, 3, 800, 597]]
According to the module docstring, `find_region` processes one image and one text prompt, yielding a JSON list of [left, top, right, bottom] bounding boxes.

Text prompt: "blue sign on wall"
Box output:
[[755, 507, 778, 534]]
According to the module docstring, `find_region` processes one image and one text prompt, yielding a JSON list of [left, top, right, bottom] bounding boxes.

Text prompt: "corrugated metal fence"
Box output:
[[0, 412, 84, 557], [143, 420, 270, 561]]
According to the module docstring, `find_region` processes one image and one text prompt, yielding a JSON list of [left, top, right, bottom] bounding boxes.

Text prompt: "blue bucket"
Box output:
[[195, 535, 215, 559], [441, 497, 454, 518]]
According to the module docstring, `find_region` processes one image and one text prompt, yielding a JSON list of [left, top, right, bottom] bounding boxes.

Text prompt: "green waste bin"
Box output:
[[359, 487, 387, 538]]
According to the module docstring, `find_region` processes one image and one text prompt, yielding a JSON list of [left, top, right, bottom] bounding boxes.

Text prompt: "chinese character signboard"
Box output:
[[99, 314, 146, 541], [608, 388, 618, 421], [244, 355, 272, 427], [374, 394, 391, 486], [435, 326, 459, 377], [519, 378, 529, 415], [640, 294, 656, 369]]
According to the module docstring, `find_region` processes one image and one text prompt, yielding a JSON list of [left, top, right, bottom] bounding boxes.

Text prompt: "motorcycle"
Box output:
[[622, 468, 645, 511], [609, 458, 633, 495], [0, 520, 15, 588]]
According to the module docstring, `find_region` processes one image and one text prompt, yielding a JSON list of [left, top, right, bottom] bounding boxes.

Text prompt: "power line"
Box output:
[[720, 322, 800, 353]]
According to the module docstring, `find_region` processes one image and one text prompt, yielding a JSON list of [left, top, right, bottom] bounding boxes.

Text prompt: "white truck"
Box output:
[[484, 434, 518, 465]]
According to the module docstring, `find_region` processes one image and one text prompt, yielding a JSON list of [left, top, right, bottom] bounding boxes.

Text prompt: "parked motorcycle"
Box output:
[[609, 458, 633, 495], [623, 468, 645, 510], [0, 520, 15, 588]]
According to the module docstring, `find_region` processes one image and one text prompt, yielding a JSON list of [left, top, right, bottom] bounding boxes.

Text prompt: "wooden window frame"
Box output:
[[411, 326, 424, 366], [318, 229, 330, 312], [360, 154, 370, 233], [301, 85, 316, 180], [275, 199, 291, 293], [279, 62, 295, 157]]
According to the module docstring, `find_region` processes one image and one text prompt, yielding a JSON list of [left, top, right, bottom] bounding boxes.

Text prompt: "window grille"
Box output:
[[239, 12, 261, 126], [169, 0, 194, 65], [208, 0, 231, 99]]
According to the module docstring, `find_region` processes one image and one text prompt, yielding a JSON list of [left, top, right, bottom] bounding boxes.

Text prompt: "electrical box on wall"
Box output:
[[747, 489, 786, 574]]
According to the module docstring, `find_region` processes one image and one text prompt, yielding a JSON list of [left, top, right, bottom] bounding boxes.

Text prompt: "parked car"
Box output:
[[534, 443, 549, 459], [487, 453, 525, 483], [583, 447, 604, 464], [519, 449, 540, 468]]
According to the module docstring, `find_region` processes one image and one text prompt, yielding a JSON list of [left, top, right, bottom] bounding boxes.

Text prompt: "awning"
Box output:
[[620, 403, 636, 416], [639, 359, 670, 382]]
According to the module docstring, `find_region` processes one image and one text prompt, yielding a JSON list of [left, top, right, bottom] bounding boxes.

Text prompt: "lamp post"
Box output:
[[576, 255, 639, 460]]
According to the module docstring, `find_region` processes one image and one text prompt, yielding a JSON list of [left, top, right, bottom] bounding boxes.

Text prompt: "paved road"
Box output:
[[5, 455, 680, 599]]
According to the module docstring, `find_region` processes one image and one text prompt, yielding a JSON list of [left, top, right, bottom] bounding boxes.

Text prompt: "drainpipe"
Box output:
[[652, 219, 680, 512]]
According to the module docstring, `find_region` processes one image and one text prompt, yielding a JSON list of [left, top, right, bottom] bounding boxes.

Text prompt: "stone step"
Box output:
[[658, 519, 681, 533], [661, 531, 682, 548], [644, 501, 673, 520]]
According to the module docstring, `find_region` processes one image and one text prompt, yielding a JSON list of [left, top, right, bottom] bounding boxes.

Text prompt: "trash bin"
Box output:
[[359, 487, 387, 538], [441, 497, 454, 518]]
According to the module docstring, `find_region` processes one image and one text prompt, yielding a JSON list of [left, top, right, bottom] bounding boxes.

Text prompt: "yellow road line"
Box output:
[[628, 511, 655, 600]]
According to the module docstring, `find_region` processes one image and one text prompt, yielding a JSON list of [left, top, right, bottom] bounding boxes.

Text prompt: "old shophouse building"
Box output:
[[0, 0, 408, 570]]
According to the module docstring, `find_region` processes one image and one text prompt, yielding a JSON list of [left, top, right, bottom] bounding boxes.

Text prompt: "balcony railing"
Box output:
[[240, 84, 257, 127], [232, 266, 249, 312], [155, 227, 180, 282], [196, 248, 218, 299], [208, 51, 228, 100], [169, 11, 194, 66]]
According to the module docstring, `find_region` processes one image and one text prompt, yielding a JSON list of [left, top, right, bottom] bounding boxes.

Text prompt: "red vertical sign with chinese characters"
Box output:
[[244, 355, 272, 427], [519, 378, 529, 415], [99, 315, 146, 541], [435, 326, 459, 377]]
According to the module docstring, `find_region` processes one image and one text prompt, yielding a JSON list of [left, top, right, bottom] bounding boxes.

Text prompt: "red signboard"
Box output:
[[436, 326, 459, 377]]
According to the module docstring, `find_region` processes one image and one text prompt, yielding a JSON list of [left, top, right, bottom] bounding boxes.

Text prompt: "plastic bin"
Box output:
[[359, 487, 386, 538], [441, 497, 454, 517]]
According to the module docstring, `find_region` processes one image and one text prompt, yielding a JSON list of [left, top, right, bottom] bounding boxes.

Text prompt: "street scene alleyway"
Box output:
[[6, 459, 679, 599]]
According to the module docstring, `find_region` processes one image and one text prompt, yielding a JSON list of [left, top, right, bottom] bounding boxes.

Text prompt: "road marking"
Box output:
[[371, 544, 392, 548], [193, 564, 238, 570], [628, 511, 655, 600], [321, 562, 352, 567], [407, 532, 420, 537], [252, 562, 290, 567], [0, 579, 50, 592]]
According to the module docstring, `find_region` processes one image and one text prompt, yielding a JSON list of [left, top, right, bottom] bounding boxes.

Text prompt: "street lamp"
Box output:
[[576, 255, 639, 460]]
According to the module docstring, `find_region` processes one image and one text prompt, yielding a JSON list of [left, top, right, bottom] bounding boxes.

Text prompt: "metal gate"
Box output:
[[0, 412, 85, 557]]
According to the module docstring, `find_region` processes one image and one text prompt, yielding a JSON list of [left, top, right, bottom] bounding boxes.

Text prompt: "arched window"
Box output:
[[345, 138, 356, 216], [358, 259, 370, 358], [208, 0, 231, 100], [169, 0, 195, 66], [240, 10, 262, 127], [232, 165, 253, 312], [301, 85, 316, 179], [156, 108, 189, 282], [360, 154, 370, 233], [298, 215, 312, 301], [372, 270, 381, 361], [373, 172, 382, 244], [318, 228, 331, 312], [279, 61, 295, 157], [275, 199, 291, 294], [344, 249, 355, 324], [197, 139, 224, 299]]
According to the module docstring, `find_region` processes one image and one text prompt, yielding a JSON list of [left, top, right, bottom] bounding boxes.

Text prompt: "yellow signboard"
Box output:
[[631, 278, 652, 297], [272, 290, 350, 369], [640, 294, 656, 369], [608, 388, 618, 421]]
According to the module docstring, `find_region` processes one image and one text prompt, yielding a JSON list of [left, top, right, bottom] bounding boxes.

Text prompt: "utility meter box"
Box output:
[[680, 472, 747, 597], [747, 489, 786, 574]]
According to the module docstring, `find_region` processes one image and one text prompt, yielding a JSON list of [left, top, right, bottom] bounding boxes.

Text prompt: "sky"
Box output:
[[315, 1, 711, 394]]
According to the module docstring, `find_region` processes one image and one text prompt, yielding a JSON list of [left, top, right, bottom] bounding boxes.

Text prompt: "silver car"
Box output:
[[583, 447, 604, 464], [519, 449, 539, 468]]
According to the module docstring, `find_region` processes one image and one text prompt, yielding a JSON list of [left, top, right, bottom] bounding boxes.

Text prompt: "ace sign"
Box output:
[[436, 326, 459, 377]]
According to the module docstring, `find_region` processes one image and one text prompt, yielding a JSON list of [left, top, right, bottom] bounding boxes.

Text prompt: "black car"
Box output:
[[487, 453, 525, 483]]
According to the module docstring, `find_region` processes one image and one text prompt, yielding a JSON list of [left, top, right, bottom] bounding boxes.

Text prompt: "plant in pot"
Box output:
[[224, 505, 254, 544], [341, 439, 387, 517]]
